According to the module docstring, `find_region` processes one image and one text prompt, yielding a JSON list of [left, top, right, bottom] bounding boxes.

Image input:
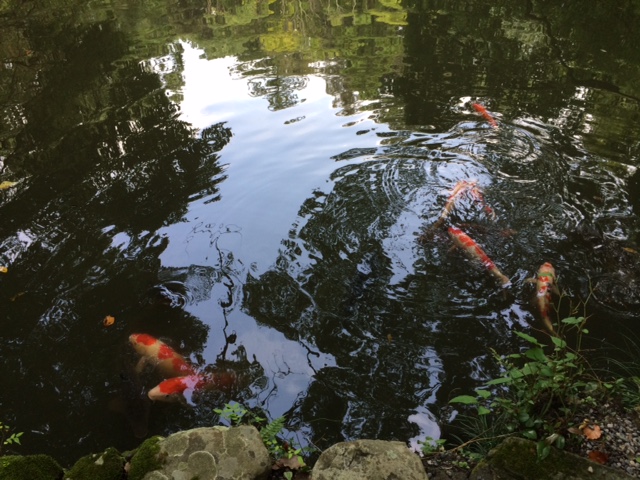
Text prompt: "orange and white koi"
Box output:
[[534, 262, 558, 335], [129, 333, 196, 378], [433, 180, 496, 230], [148, 371, 237, 403], [472, 103, 498, 128], [467, 183, 497, 220], [448, 226, 511, 286]]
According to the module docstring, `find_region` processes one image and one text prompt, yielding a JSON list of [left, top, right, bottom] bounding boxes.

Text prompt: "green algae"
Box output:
[[471, 437, 634, 480], [128, 435, 165, 480], [64, 447, 124, 480], [0, 454, 63, 480]]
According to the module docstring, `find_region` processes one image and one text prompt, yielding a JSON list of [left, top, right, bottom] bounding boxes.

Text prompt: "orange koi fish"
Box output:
[[434, 180, 476, 228], [472, 103, 498, 128], [148, 371, 237, 403], [534, 262, 558, 335], [129, 333, 196, 378], [448, 226, 511, 286], [467, 183, 497, 220]]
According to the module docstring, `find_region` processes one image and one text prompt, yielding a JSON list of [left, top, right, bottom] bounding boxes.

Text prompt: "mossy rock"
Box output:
[[128, 435, 165, 480], [470, 437, 635, 480], [0, 454, 63, 480], [64, 447, 124, 480]]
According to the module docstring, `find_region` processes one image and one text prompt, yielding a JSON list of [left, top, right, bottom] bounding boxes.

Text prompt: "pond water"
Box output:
[[2, 0, 640, 466]]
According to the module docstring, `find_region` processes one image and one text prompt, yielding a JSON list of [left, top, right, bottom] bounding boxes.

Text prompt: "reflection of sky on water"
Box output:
[[149, 41, 443, 443], [160, 42, 384, 272]]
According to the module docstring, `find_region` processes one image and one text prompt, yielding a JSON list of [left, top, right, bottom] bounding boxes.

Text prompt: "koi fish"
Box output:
[[448, 226, 511, 286], [431, 180, 496, 232], [148, 371, 237, 403], [534, 262, 558, 335], [129, 333, 196, 378], [433, 180, 476, 229], [472, 103, 498, 128], [467, 183, 497, 220]]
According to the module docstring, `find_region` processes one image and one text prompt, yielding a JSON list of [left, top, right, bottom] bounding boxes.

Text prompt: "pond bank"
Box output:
[[3, 404, 640, 480]]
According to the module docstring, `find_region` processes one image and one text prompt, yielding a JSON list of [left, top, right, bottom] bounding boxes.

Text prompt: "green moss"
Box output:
[[65, 447, 124, 480], [128, 435, 165, 480], [473, 437, 632, 479], [0, 454, 63, 480]]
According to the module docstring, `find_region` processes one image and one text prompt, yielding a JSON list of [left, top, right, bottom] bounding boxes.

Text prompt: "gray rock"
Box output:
[[312, 439, 428, 480], [141, 425, 270, 480], [470, 437, 636, 480]]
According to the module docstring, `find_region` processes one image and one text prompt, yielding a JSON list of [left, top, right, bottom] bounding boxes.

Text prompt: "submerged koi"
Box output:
[[148, 371, 237, 403], [534, 262, 558, 335], [472, 103, 498, 128], [468, 184, 497, 220], [435, 180, 476, 228], [129, 333, 196, 378], [448, 226, 511, 286]]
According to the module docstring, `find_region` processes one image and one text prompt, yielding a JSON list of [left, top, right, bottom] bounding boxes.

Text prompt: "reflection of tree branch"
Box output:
[[526, 0, 640, 102]]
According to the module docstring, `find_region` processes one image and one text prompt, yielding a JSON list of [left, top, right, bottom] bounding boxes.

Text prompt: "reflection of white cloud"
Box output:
[[408, 405, 441, 453], [199, 308, 336, 419]]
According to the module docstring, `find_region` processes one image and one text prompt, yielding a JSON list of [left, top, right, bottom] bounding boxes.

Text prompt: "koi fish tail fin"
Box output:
[[541, 315, 558, 336]]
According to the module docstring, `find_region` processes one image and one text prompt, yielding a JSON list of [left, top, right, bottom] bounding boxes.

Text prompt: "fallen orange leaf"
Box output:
[[103, 315, 115, 327], [0, 266, 7, 273], [588, 450, 608, 464], [582, 425, 602, 440]]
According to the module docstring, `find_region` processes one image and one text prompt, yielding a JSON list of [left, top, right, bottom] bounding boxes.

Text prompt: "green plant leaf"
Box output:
[[522, 430, 537, 440], [551, 337, 567, 349], [486, 377, 512, 386], [449, 395, 478, 405], [477, 406, 491, 415], [561, 316, 584, 325], [525, 347, 547, 362], [515, 331, 544, 346], [475, 389, 491, 399], [536, 441, 551, 461], [554, 435, 565, 449]]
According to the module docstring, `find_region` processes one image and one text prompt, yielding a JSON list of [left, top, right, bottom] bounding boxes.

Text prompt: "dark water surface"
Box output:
[[2, 0, 640, 465]]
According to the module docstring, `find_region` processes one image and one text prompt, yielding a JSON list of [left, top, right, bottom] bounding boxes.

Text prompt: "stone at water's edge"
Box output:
[[65, 446, 125, 480], [312, 439, 428, 480], [0, 454, 63, 480], [470, 437, 636, 480], [131, 425, 271, 480]]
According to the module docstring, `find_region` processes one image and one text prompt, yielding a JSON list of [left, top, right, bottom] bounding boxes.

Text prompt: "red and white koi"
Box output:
[[534, 262, 558, 335], [129, 333, 196, 378], [472, 103, 498, 128], [448, 226, 511, 286], [148, 371, 237, 403]]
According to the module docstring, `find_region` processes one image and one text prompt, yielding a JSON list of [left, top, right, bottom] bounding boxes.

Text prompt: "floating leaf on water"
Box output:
[[0, 181, 18, 190], [103, 315, 115, 327]]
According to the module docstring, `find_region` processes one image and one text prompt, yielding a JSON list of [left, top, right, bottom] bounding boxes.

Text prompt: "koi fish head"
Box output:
[[129, 333, 157, 348], [129, 333, 157, 355], [537, 262, 556, 282], [148, 375, 204, 402]]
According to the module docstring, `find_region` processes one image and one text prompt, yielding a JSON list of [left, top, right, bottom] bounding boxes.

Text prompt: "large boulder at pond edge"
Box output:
[[312, 439, 427, 480], [470, 437, 636, 480], [0, 454, 63, 480], [65, 447, 125, 480], [129, 425, 271, 480]]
